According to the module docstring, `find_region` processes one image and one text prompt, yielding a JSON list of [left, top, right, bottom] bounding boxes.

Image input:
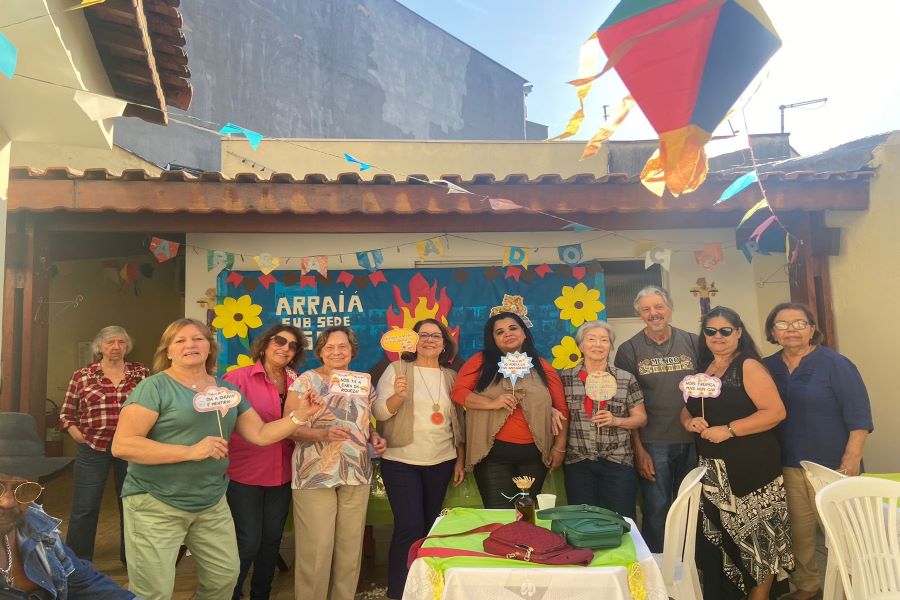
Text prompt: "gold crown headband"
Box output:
[[490, 294, 534, 328]]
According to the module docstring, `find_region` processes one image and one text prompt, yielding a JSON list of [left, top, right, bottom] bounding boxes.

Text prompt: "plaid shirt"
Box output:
[[561, 364, 644, 466], [59, 361, 149, 452]]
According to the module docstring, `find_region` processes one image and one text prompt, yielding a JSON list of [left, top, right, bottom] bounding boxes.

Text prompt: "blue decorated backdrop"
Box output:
[[214, 265, 605, 374]]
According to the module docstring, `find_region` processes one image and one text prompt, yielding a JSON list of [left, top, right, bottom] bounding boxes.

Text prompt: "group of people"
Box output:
[[0, 285, 872, 600]]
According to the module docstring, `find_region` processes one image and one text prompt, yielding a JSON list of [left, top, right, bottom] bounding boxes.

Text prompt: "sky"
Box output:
[[397, 0, 900, 156]]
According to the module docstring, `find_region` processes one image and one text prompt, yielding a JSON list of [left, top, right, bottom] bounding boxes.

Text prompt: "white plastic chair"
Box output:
[[801, 460, 847, 600], [652, 466, 706, 600], [815, 477, 900, 600]]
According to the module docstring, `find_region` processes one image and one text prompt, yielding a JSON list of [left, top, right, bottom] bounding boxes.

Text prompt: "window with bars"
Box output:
[[599, 260, 663, 318]]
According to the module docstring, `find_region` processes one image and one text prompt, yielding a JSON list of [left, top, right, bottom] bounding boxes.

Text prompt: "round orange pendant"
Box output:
[[431, 412, 445, 425]]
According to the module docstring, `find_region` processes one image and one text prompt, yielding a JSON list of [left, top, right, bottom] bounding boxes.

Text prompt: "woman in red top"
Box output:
[[222, 323, 305, 600], [451, 312, 568, 508]]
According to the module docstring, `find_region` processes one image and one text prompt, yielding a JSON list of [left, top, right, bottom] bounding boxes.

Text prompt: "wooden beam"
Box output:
[[788, 212, 837, 348]]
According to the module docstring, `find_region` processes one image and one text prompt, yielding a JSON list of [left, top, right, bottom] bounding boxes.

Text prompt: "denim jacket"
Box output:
[[4, 504, 134, 600]]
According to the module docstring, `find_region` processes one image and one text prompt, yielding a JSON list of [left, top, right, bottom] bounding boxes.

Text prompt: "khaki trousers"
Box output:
[[122, 493, 239, 600], [783, 467, 822, 592], [293, 484, 370, 600]]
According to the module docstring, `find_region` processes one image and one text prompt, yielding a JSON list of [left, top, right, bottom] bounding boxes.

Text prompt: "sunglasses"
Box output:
[[702, 326, 735, 337], [773, 320, 809, 331], [0, 480, 44, 504], [271, 335, 300, 352]]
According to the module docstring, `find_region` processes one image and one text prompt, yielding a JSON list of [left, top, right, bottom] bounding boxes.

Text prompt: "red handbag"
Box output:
[[408, 520, 594, 568]]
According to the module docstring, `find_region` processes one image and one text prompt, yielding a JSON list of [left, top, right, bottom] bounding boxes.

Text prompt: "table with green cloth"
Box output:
[[863, 472, 900, 507], [403, 508, 667, 600]]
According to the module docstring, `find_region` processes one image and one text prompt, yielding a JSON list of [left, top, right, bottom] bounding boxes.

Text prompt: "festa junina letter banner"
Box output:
[[215, 266, 605, 374]]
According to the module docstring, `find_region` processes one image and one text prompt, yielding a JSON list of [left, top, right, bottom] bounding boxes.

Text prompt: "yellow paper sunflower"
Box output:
[[226, 353, 255, 372], [554, 283, 604, 327], [212, 295, 263, 338], [551, 336, 582, 370]]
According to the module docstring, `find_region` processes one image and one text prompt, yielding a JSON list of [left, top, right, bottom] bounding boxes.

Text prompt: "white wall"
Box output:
[[186, 229, 789, 355]]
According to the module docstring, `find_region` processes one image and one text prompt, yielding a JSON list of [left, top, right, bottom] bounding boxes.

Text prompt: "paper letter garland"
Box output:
[[254, 253, 280, 275], [416, 237, 446, 260], [301, 256, 328, 278], [644, 247, 671, 272], [557, 243, 584, 266], [149, 237, 180, 263], [502, 246, 529, 269], [356, 250, 384, 273]]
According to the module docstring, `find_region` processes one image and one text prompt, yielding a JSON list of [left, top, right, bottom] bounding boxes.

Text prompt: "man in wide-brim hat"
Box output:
[[0, 412, 134, 599]]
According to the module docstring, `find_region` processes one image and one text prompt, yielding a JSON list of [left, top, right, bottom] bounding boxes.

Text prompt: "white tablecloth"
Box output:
[[403, 514, 668, 600]]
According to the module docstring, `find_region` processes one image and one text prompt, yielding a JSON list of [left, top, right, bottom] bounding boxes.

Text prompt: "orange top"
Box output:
[[451, 353, 568, 444]]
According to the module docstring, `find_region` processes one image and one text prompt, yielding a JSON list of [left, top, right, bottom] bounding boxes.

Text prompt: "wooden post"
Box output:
[[788, 211, 838, 348]]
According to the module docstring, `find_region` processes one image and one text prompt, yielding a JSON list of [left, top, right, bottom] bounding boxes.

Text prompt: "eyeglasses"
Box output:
[[773, 320, 809, 331], [271, 335, 300, 352], [418, 333, 444, 341], [702, 326, 735, 337], [0, 480, 44, 504]]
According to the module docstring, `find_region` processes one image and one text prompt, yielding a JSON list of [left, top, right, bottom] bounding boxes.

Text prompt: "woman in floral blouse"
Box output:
[[284, 326, 386, 600], [59, 325, 149, 563]]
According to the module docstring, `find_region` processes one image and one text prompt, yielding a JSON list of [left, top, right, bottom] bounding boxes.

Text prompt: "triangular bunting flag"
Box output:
[[219, 122, 264, 150], [738, 198, 770, 228]]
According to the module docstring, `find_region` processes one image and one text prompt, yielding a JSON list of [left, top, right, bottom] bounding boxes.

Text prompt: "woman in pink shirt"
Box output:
[[223, 323, 305, 600]]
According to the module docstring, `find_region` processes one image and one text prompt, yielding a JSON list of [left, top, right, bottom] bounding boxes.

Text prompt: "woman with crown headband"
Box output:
[[450, 297, 569, 508]]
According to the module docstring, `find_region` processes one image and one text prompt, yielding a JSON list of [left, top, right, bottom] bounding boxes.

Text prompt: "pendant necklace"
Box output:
[[416, 366, 445, 425], [1, 534, 14, 588]]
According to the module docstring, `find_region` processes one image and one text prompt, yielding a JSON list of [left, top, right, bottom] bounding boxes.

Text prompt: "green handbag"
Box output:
[[536, 504, 631, 549]]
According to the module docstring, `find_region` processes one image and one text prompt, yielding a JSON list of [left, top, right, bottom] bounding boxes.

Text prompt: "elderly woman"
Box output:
[[762, 302, 873, 600], [222, 323, 305, 600], [374, 318, 465, 600], [450, 311, 568, 509], [285, 326, 387, 600], [112, 318, 319, 600], [560, 320, 646, 518], [59, 325, 149, 563], [681, 307, 793, 600]]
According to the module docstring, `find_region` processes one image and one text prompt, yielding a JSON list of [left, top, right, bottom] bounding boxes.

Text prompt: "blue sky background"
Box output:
[[398, 0, 900, 155]]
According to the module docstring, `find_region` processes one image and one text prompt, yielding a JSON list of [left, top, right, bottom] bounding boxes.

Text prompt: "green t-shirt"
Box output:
[[121, 372, 251, 512]]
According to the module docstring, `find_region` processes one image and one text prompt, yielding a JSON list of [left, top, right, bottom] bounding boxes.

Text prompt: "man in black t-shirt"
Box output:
[[614, 286, 698, 553]]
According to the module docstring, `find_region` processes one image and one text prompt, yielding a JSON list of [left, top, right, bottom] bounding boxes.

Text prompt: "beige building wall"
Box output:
[[827, 132, 900, 472], [220, 139, 609, 180], [185, 230, 790, 365], [47, 255, 184, 456], [11, 142, 163, 174]]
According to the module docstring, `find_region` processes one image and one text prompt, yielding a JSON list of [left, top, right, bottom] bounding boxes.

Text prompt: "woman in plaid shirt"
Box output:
[[59, 325, 149, 563], [560, 320, 647, 519]]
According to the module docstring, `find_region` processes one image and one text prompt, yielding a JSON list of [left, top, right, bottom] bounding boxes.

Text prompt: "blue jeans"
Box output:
[[226, 480, 292, 600], [563, 458, 638, 519], [66, 443, 127, 562], [639, 442, 697, 553]]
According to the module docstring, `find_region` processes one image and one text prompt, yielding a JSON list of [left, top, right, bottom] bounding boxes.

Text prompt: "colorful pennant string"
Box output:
[[218, 123, 264, 150], [715, 170, 759, 204], [343, 153, 372, 171], [0, 33, 17, 79]]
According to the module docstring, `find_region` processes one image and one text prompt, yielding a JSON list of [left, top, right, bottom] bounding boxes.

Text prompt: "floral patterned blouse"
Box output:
[[289, 369, 377, 490]]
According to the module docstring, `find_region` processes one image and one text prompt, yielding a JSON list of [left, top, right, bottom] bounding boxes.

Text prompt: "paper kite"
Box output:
[[554, 0, 781, 197]]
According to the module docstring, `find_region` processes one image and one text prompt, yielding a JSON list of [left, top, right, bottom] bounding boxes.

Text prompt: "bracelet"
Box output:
[[727, 423, 737, 438], [551, 447, 566, 454], [289, 411, 310, 427]]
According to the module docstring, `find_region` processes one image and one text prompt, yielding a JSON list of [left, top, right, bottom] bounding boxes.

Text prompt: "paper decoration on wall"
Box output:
[[572, 266, 587, 281], [416, 237, 446, 260], [498, 351, 534, 388], [343, 153, 372, 171], [226, 271, 244, 288], [645, 247, 671, 272], [72, 90, 127, 121], [502, 246, 529, 269], [738, 197, 770, 228], [241, 278, 258, 292], [149, 237, 179, 262], [337, 272, 354, 287], [505, 267, 523, 281], [300, 275, 316, 288], [328, 370, 372, 396], [301, 256, 328, 278], [489, 198, 523, 211], [716, 171, 758, 204], [558, 243, 584, 266], [535, 264, 553, 278], [690, 277, 719, 316], [356, 250, 384, 273], [633, 240, 657, 257], [207, 250, 235, 272], [0, 33, 18, 79], [694, 243, 724, 270], [562, 222, 594, 233], [254, 253, 280, 275], [139, 263, 155, 278], [119, 263, 139, 284], [258, 273, 277, 289], [218, 122, 263, 150], [369, 271, 387, 286]]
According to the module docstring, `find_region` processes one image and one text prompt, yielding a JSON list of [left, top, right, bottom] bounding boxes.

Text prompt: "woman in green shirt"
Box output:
[[112, 318, 320, 600]]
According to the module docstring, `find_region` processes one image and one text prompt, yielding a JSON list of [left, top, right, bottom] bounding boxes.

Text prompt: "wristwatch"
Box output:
[[290, 411, 310, 427]]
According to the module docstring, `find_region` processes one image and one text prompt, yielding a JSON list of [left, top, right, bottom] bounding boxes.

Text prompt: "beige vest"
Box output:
[[464, 369, 554, 471], [376, 360, 463, 449]]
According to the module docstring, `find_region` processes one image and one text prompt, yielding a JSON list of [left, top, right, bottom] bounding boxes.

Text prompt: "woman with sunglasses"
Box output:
[[762, 303, 872, 600], [373, 319, 466, 600], [222, 323, 306, 600], [680, 306, 793, 600]]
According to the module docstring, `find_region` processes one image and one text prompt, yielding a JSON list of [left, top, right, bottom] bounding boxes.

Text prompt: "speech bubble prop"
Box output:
[[380, 328, 419, 353], [193, 386, 243, 416], [498, 351, 534, 387], [328, 370, 372, 397], [679, 373, 722, 403], [585, 371, 617, 410]]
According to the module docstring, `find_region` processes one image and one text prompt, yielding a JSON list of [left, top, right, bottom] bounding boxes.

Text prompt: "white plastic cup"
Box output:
[[536, 494, 556, 510]]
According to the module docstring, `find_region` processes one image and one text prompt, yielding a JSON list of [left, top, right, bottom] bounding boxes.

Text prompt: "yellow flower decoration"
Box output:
[[551, 336, 582, 370], [212, 295, 263, 338], [226, 353, 255, 373], [554, 283, 604, 327]]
